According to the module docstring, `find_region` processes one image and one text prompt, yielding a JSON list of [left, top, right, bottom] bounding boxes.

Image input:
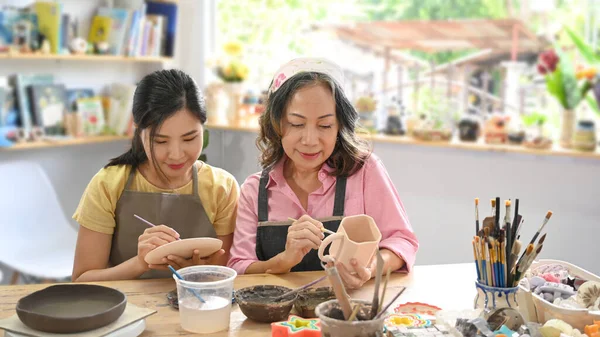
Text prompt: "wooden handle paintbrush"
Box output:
[[288, 217, 335, 235], [516, 211, 552, 265], [475, 198, 480, 236]]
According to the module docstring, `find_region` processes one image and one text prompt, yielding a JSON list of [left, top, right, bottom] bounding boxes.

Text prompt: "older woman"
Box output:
[[228, 58, 418, 289]]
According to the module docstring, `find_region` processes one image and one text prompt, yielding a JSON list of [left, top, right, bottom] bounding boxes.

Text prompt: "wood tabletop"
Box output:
[[0, 263, 476, 337]]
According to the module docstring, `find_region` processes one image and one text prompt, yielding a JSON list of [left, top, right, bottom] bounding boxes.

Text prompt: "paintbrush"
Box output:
[[475, 198, 480, 236], [494, 197, 500, 237], [288, 217, 335, 235], [514, 244, 544, 285], [370, 250, 384, 318], [379, 268, 391, 310], [134, 214, 181, 240], [374, 287, 406, 319], [325, 265, 353, 320], [516, 211, 552, 265], [504, 200, 512, 287], [511, 199, 520, 241], [272, 275, 328, 301], [348, 304, 361, 321]]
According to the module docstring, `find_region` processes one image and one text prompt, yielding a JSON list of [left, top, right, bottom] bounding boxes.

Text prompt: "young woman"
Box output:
[[228, 58, 419, 289], [72, 69, 239, 282]]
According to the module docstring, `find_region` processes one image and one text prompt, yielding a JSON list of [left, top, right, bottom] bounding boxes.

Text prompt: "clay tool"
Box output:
[[168, 265, 205, 303], [374, 286, 406, 319], [272, 275, 328, 301], [475, 198, 480, 236], [370, 250, 384, 318], [325, 265, 353, 320], [134, 214, 181, 240], [288, 217, 335, 235]]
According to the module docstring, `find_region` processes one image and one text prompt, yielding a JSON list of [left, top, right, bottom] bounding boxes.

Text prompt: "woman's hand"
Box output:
[[266, 215, 324, 273], [137, 225, 180, 270], [331, 257, 376, 290], [150, 249, 226, 270]]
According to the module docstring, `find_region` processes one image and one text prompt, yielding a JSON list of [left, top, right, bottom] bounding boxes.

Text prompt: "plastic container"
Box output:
[[173, 265, 237, 334], [315, 299, 386, 337], [517, 259, 600, 331]]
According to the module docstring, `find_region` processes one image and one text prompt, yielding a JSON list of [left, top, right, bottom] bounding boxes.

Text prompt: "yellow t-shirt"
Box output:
[[73, 161, 239, 236]]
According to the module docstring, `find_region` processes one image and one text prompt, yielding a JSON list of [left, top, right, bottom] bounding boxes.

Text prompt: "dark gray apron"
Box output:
[[255, 169, 347, 272], [111, 163, 217, 279]]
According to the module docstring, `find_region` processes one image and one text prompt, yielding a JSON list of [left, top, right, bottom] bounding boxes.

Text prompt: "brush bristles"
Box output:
[[491, 199, 496, 207], [475, 198, 479, 205], [505, 200, 511, 206], [546, 211, 553, 219]]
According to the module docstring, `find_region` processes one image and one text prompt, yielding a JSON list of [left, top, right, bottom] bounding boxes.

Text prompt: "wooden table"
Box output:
[[0, 263, 476, 337]]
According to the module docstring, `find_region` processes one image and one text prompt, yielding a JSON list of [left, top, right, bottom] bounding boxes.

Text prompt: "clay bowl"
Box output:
[[294, 286, 336, 318], [16, 284, 126, 333], [234, 285, 297, 323]]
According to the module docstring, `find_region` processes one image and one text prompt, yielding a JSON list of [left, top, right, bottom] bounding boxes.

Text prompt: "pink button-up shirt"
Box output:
[[228, 153, 419, 274]]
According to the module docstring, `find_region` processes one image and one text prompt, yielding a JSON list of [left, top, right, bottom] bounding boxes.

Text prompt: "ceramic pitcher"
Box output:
[[318, 214, 381, 269]]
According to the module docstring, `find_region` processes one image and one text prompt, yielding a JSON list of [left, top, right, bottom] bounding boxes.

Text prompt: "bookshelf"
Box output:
[[0, 135, 131, 151], [0, 53, 173, 63]]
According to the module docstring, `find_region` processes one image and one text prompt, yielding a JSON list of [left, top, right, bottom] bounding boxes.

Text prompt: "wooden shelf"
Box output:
[[1, 135, 131, 151], [205, 118, 600, 161], [0, 53, 173, 63]]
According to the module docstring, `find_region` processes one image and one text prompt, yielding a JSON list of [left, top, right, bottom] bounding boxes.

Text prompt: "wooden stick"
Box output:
[[325, 266, 353, 320]]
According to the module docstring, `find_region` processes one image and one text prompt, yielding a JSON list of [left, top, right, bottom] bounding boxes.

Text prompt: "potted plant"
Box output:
[[536, 33, 595, 148], [355, 94, 377, 133], [210, 41, 250, 124]]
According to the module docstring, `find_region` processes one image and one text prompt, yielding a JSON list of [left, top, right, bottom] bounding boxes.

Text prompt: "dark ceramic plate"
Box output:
[[16, 284, 127, 333]]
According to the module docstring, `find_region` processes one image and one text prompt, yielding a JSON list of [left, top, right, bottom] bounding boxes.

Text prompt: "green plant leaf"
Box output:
[[564, 26, 600, 64], [203, 128, 210, 148], [587, 95, 600, 117]]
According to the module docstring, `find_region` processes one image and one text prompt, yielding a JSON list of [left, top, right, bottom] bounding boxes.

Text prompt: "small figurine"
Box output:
[[70, 37, 88, 55], [483, 114, 510, 144]]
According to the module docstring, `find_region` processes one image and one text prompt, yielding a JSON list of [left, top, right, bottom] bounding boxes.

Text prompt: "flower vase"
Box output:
[[560, 109, 575, 149], [204, 82, 227, 124], [474, 281, 519, 311], [222, 82, 244, 125]]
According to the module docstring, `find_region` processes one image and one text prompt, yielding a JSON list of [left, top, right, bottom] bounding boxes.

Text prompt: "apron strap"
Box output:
[[257, 169, 270, 222], [332, 176, 347, 217], [192, 162, 199, 197], [123, 165, 137, 191]]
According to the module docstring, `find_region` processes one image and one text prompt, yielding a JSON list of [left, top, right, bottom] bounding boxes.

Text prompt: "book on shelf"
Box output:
[[34, 2, 62, 54], [1, 0, 176, 58], [28, 83, 68, 135], [11, 73, 54, 134]]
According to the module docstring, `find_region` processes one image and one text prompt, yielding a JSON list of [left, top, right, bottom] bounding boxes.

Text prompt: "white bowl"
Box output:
[[517, 259, 600, 330]]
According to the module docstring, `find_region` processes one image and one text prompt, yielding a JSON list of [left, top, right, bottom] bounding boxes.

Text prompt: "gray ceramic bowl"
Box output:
[[16, 284, 127, 333], [234, 285, 297, 323]]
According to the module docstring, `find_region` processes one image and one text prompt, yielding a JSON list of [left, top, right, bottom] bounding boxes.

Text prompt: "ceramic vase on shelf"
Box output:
[[204, 82, 227, 125], [559, 108, 575, 149], [474, 281, 519, 311], [222, 82, 244, 125], [573, 120, 597, 152]]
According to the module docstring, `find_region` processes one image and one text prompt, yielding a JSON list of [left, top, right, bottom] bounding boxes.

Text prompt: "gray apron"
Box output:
[[111, 162, 217, 279], [255, 168, 347, 272]]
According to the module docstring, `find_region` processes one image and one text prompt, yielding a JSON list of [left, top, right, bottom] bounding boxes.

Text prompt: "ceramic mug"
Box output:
[[318, 214, 382, 269]]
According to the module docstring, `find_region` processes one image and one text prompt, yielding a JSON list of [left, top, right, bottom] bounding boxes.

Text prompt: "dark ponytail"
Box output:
[[105, 69, 207, 169]]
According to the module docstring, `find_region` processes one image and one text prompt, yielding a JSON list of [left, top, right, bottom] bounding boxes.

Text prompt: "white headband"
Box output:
[[268, 57, 345, 95]]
